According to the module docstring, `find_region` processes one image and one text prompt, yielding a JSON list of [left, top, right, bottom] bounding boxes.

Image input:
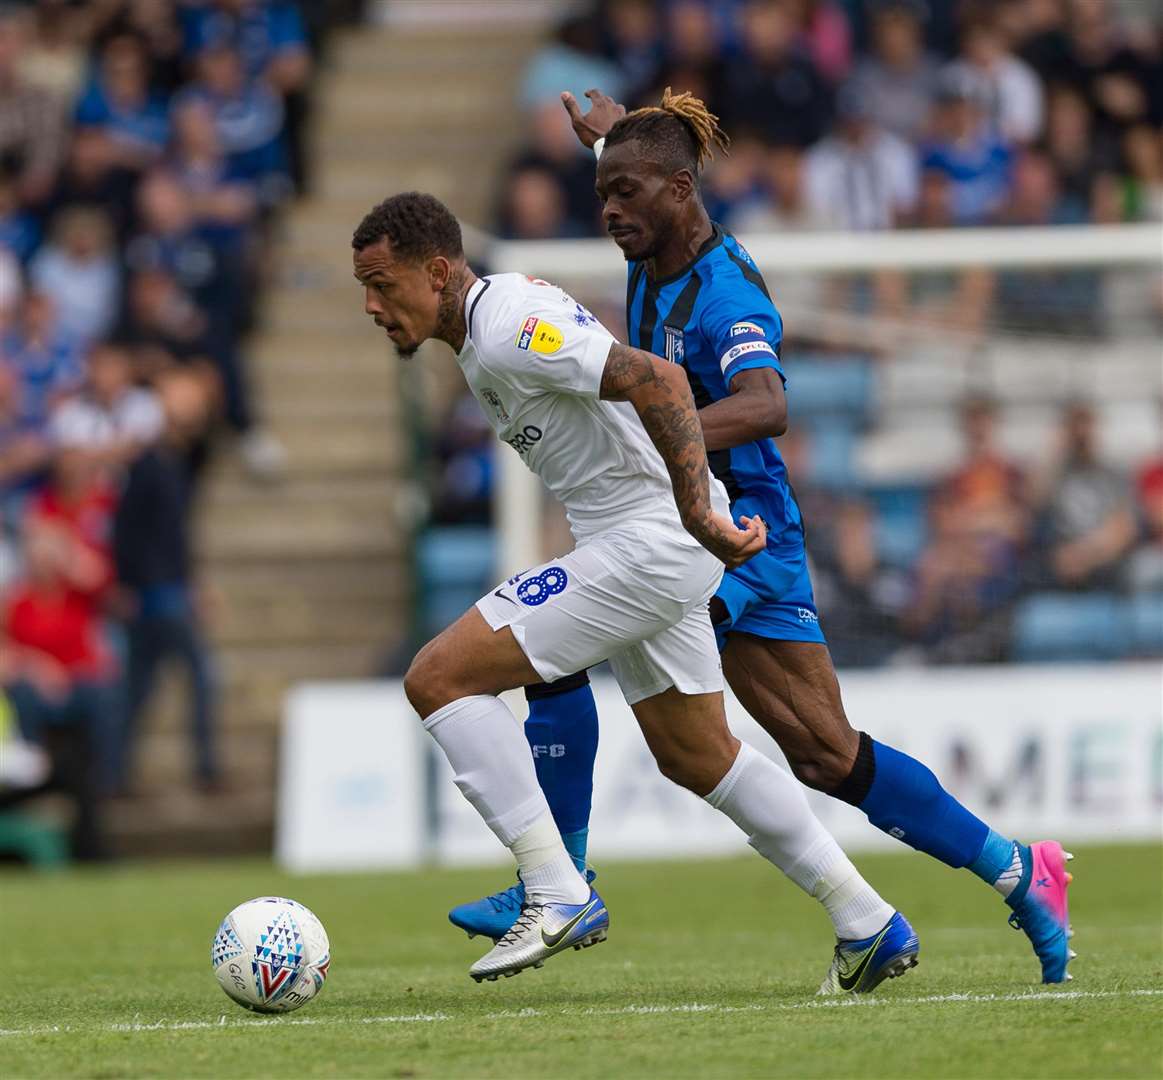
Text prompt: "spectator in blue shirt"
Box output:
[[74, 35, 169, 171], [921, 68, 1013, 225], [180, 0, 311, 92], [30, 207, 122, 346], [167, 98, 259, 234], [174, 44, 291, 205], [0, 166, 40, 264], [1, 292, 85, 432], [179, 0, 311, 192]]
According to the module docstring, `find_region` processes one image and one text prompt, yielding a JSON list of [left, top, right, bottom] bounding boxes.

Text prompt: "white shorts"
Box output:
[[475, 522, 725, 705]]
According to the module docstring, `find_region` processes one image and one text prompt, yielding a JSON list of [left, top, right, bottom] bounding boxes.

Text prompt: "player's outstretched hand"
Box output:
[[561, 89, 626, 149], [701, 512, 767, 570]]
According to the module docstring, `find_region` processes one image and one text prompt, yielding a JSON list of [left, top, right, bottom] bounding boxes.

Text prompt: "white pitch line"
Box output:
[[1, 989, 1159, 1040]]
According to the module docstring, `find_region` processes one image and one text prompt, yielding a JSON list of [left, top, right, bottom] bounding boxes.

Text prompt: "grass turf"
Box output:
[[2, 843, 1160, 1079]]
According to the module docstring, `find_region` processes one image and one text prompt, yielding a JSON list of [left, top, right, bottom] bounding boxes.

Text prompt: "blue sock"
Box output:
[[967, 829, 1020, 888], [524, 673, 598, 873], [849, 734, 1009, 875]]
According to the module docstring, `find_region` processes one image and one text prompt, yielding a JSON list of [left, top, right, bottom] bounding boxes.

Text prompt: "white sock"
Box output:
[[513, 812, 590, 906], [422, 695, 587, 905], [704, 741, 895, 941], [810, 855, 896, 941]]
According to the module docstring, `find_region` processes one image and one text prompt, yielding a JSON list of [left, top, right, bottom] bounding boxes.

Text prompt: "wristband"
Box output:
[[593, 137, 605, 160]]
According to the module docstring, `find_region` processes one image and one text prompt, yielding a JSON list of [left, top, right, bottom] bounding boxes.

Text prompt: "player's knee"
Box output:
[[655, 753, 714, 796], [653, 737, 738, 797], [785, 731, 859, 792], [404, 639, 452, 719]]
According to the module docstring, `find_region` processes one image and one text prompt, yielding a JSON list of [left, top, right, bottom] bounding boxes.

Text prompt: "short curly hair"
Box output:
[[352, 191, 463, 261]]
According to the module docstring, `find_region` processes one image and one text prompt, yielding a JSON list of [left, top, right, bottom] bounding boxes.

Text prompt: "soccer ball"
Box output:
[[211, 896, 331, 1013]]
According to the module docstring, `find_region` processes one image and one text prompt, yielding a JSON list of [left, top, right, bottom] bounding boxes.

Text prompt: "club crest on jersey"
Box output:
[[516, 316, 563, 355], [481, 388, 510, 424], [664, 324, 685, 364], [572, 302, 598, 327]]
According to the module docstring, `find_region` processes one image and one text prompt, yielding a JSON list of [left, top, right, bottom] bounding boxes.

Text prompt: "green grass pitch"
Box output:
[[3, 843, 1161, 1078]]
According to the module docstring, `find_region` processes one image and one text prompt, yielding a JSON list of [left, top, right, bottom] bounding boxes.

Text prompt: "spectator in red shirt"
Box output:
[[1128, 444, 1163, 592], [2, 516, 117, 857], [906, 397, 1028, 662]]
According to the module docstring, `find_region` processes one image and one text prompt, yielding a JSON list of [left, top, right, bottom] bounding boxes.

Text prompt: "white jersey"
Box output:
[[458, 273, 728, 541]]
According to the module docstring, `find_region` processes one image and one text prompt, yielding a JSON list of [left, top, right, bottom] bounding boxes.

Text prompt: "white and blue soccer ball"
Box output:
[[211, 896, 331, 1013]]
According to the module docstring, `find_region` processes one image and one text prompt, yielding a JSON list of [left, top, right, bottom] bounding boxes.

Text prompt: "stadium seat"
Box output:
[[1012, 592, 1132, 661], [418, 527, 496, 588], [880, 353, 966, 410], [869, 486, 930, 568], [802, 418, 858, 490], [783, 354, 875, 425], [1128, 592, 1163, 654], [417, 527, 497, 635]]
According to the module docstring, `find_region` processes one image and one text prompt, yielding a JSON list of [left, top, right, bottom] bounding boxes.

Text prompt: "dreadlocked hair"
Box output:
[[604, 87, 730, 174]]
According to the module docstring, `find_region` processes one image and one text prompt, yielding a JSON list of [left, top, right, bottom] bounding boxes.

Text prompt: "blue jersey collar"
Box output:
[[644, 222, 724, 287]]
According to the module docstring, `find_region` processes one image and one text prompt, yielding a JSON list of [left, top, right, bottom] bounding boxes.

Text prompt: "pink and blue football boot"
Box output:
[[1005, 841, 1075, 983]]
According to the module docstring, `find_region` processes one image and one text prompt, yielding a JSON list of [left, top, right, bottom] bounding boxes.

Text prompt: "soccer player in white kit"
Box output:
[[354, 193, 899, 984]]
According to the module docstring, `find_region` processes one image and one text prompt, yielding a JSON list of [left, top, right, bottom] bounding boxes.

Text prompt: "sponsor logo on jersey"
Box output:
[[516, 315, 539, 350], [663, 324, 685, 364], [798, 607, 819, 623], [506, 424, 543, 455], [481, 388, 510, 424], [730, 321, 764, 338], [516, 316, 564, 355]]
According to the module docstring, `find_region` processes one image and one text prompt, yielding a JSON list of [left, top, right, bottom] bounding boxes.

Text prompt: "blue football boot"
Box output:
[[817, 911, 920, 995], [450, 869, 597, 941]]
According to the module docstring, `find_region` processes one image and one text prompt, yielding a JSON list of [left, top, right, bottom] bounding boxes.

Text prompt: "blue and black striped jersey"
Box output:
[[625, 224, 802, 538]]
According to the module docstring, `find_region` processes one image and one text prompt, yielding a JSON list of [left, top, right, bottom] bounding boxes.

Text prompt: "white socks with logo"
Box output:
[[422, 695, 589, 906], [704, 741, 895, 941]]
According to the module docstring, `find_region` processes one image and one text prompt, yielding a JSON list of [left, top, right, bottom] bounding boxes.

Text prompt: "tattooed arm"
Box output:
[[600, 342, 766, 568]]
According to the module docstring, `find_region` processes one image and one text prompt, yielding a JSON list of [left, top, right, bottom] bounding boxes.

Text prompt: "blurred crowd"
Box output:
[[500, 0, 1162, 241], [0, 0, 343, 861], [790, 396, 1163, 667]]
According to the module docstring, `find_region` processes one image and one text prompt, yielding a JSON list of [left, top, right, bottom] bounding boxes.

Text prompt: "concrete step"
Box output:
[[316, 81, 527, 132], [207, 553, 403, 595], [203, 475, 397, 512], [138, 639, 393, 724], [214, 591, 400, 647], [205, 412, 400, 481], [106, 786, 273, 857], [220, 640, 390, 681], [127, 726, 278, 787], [199, 504, 399, 561], [329, 23, 545, 72]]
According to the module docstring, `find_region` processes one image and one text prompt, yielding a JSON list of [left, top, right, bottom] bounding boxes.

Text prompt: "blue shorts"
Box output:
[[712, 496, 826, 651]]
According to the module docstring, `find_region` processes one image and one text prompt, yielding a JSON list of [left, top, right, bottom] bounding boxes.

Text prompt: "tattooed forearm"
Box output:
[[638, 398, 711, 527], [599, 343, 667, 400], [599, 342, 732, 550], [598, 343, 764, 566]]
